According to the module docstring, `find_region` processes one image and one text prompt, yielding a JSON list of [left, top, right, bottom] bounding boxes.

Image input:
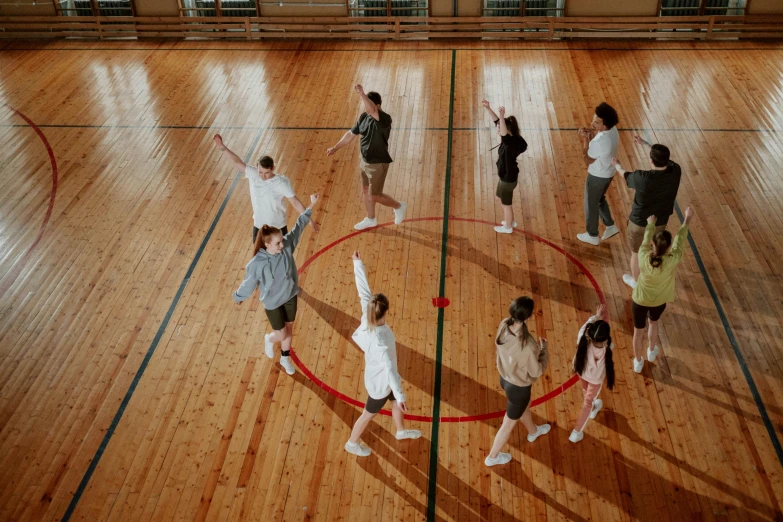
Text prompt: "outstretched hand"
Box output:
[[633, 134, 647, 146], [683, 206, 695, 224], [352, 250, 361, 261], [498, 106, 506, 117], [310, 220, 321, 234], [326, 146, 336, 156], [309, 193, 321, 208], [611, 157, 620, 167], [398, 401, 408, 412], [213, 134, 224, 149], [481, 99, 491, 109], [647, 214, 658, 224], [539, 337, 548, 351], [354, 84, 365, 95], [596, 303, 607, 320]]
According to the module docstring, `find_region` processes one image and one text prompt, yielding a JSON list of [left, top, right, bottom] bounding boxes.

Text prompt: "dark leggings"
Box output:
[[500, 376, 532, 420]]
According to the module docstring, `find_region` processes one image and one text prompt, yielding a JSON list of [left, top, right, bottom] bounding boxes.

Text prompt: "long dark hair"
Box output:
[[574, 320, 615, 390], [506, 296, 534, 339], [254, 224, 282, 255], [649, 230, 673, 269], [505, 115, 520, 137]]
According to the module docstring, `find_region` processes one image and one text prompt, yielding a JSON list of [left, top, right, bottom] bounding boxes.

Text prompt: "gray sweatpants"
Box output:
[[584, 174, 615, 237]]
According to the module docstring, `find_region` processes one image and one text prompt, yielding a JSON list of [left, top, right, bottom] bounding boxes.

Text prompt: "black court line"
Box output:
[[2, 46, 783, 52], [2, 123, 780, 133], [673, 201, 783, 469], [59, 129, 264, 521]]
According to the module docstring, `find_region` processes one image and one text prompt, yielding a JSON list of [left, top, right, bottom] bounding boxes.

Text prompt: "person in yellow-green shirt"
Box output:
[[631, 206, 694, 374]]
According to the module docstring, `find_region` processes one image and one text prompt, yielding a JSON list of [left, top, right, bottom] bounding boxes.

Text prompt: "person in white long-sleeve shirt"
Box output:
[[344, 250, 421, 457]]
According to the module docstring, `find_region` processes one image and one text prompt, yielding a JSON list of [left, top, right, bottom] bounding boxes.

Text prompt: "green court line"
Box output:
[[426, 48, 456, 522]]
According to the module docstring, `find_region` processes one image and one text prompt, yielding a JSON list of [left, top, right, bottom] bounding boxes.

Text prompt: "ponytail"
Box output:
[[649, 230, 672, 269], [254, 225, 282, 255], [505, 115, 520, 137], [574, 320, 614, 390], [507, 296, 534, 339], [367, 293, 389, 331]]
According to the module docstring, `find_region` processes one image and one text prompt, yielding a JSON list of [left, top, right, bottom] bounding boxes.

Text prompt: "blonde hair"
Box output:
[[367, 293, 389, 331]]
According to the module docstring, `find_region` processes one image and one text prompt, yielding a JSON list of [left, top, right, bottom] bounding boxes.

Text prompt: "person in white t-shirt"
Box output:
[[576, 103, 620, 246], [344, 250, 421, 457], [213, 134, 320, 243]]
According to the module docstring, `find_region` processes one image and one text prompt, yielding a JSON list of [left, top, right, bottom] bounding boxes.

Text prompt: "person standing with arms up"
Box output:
[[611, 137, 682, 289], [344, 250, 421, 457], [631, 207, 694, 374], [481, 100, 528, 234], [485, 296, 551, 467], [326, 85, 407, 231], [232, 194, 321, 376], [576, 102, 620, 246], [213, 134, 319, 243]]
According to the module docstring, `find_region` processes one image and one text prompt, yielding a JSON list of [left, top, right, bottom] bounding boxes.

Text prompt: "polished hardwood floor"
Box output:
[[1, 38, 782, 521]]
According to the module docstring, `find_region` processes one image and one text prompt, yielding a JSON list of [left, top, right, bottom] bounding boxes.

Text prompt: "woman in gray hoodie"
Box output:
[[233, 193, 320, 375]]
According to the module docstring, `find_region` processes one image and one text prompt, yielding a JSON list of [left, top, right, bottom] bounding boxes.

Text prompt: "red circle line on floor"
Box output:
[[290, 216, 605, 423], [0, 104, 59, 295]]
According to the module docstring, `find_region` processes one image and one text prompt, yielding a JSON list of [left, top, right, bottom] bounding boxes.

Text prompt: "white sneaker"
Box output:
[[569, 430, 584, 443], [602, 225, 620, 240], [484, 452, 512, 467], [622, 274, 637, 289], [501, 220, 518, 228], [264, 333, 275, 359], [527, 423, 551, 443], [354, 217, 378, 230], [344, 441, 371, 457], [279, 355, 295, 375], [494, 225, 513, 234], [393, 202, 407, 225], [395, 429, 421, 440], [647, 345, 660, 362], [633, 357, 644, 373], [590, 399, 603, 419], [577, 233, 600, 246]]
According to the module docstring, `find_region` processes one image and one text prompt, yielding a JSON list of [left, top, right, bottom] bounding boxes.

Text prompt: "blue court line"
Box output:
[[60, 130, 264, 521], [673, 201, 783, 468]]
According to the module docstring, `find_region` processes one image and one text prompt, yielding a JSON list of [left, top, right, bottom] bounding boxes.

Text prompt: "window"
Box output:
[[59, 0, 133, 16], [660, 0, 746, 16], [484, 0, 564, 18], [182, 0, 258, 16], [350, 0, 428, 17]]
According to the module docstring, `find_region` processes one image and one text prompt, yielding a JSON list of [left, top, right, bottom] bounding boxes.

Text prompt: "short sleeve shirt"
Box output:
[[244, 166, 296, 229], [625, 161, 682, 227], [351, 111, 393, 164], [587, 127, 619, 178], [496, 131, 528, 183]]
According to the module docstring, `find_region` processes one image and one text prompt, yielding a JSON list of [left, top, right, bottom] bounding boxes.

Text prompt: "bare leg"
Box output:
[[390, 401, 406, 432], [520, 406, 538, 435], [373, 193, 401, 210], [502, 204, 514, 227], [362, 185, 376, 219], [280, 321, 294, 353], [488, 414, 519, 459], [633, 326, 645, 362], [631, 252, 640, 280], [269, 328, 286, 344], [648, 320, 659, 350], [349, 409, 377, 443]]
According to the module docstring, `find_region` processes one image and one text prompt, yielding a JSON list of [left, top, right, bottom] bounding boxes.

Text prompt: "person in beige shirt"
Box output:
[[485, 296, 552, 467]]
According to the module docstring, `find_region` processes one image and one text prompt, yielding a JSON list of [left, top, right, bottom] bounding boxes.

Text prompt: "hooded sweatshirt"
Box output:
[[572, 315, 612, 385], [232, 209, 311, 309], [351, 259, 405, 402], [494, 320, 549, 388]]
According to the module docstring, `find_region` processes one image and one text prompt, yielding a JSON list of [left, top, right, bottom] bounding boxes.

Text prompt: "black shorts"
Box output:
[[500, 376, 531, 420], [632, 301, 667, 329], [495, 180, 518, 206], [264, 295, 298, 331], [253, 225, 288, 244], [365, 391, 395, 414]]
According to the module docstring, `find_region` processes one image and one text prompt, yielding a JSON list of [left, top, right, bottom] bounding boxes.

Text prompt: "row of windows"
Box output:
[[55, 0, 747, 18]]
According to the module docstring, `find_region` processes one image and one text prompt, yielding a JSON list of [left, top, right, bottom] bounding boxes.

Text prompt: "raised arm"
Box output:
[[284, 194, 320, 251], [481, 99, 500, 123], [214, 134, 248, 173], [355, 84, 379, 121], [497, 106, 509, 137], [352, 254, 373, 313], [287, 196, 320, 233], [670, 206, 694, 262], [326, 130, 358, 156], [634, 134, 653, 151]]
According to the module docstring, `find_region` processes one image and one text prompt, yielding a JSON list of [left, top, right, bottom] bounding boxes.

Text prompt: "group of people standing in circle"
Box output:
[[213, 85, 695, 464]]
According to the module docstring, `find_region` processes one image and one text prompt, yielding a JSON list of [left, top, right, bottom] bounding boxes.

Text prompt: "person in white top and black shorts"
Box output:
[[344, 250, 421, 457], [213, 134, 320, 243], [576, 102, 621, 246]]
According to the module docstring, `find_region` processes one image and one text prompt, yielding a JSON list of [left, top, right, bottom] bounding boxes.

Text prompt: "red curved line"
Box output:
[[0, 104, 58, 293], [292, 217, 600, 423]]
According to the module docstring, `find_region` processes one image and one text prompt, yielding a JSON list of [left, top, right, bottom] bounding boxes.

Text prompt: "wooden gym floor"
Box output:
[[1, 38, 783, 522]]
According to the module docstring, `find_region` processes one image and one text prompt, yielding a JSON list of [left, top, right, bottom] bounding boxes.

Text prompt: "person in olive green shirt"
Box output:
[[631, 206, 694, 374]]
